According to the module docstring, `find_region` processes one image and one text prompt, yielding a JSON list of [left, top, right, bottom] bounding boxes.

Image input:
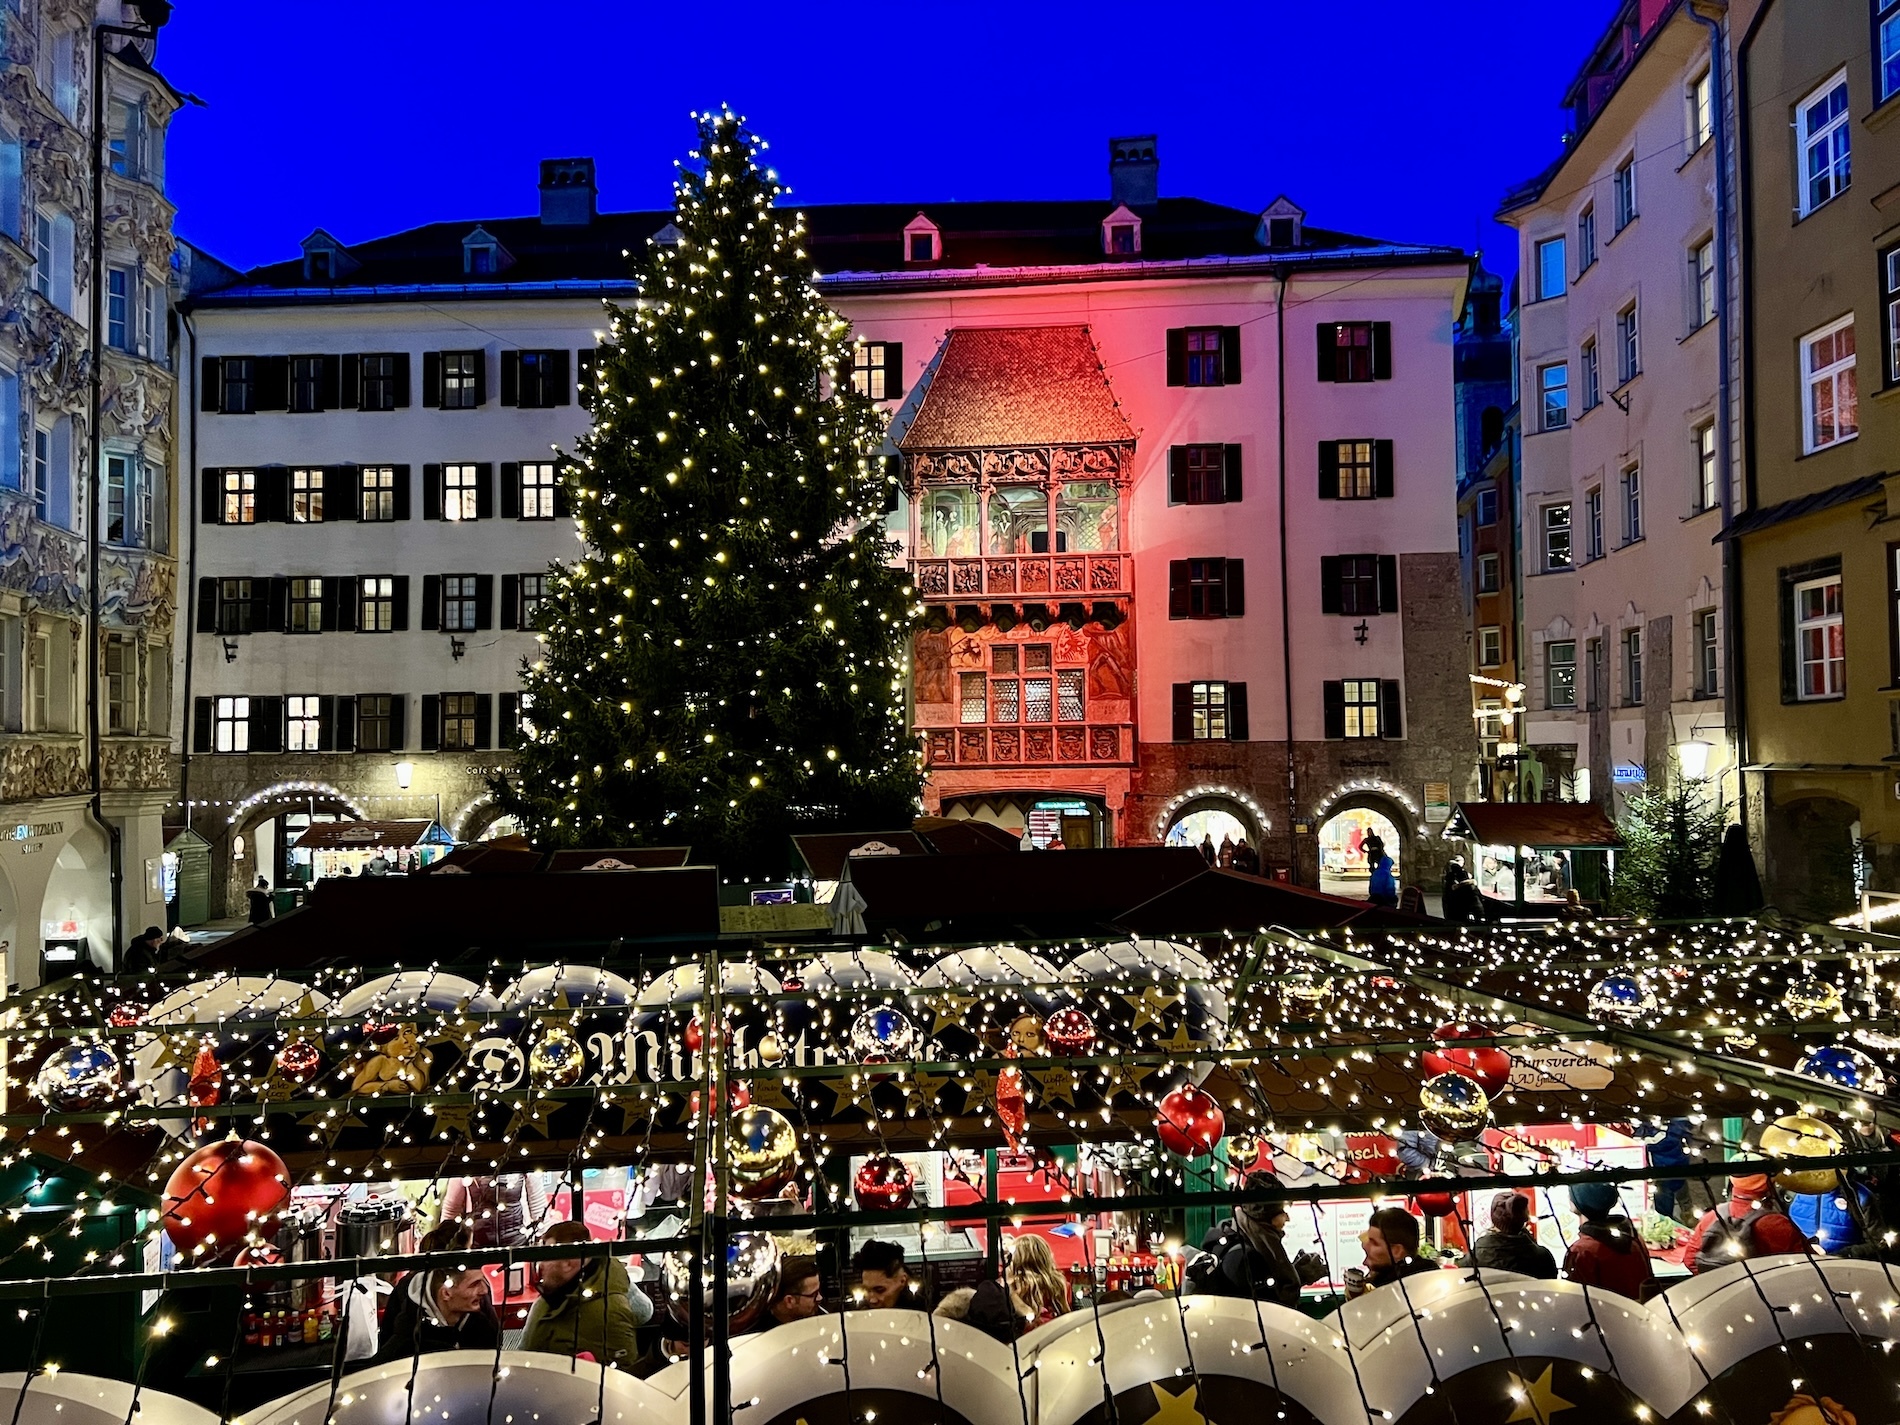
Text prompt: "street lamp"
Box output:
[[1675, 738, 1714, 783], [394, 761, 415, 791]]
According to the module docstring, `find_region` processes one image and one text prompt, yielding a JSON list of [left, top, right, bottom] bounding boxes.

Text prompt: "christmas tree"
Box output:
[[495, 109, 921, 873]]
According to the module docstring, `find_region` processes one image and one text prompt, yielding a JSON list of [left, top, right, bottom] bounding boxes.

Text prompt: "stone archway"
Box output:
[[212, 782, 368, 919], [1766, 793, 1862, 923], [1162, 792, 1263, 861]]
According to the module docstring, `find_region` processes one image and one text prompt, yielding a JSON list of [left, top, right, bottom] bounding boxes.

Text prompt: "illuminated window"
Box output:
[[287, 578, 321, 634], [291, 467, 323, 523], [441, 575, 479, 632], [360, 465, 395, 522], [443, 463, 479, 521], [1546, 641, 1576, 708], [850, 342, 899, 400], [359, 576, 395, 633], [439, 693, 478, 750], [520, 462, 557, 520], [214, 695, 249, 753], [1802, 315, 1859, 452], [1794, 574, 1845, 700], [287, 695, 321, 751], [1189, 681, 1229, 740], [1341, 680, 1381, 738]]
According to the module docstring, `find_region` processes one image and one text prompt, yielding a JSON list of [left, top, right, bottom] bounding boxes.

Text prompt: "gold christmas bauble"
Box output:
[[1419, 1071, 1491, 1142], [529, 1026, 585, 1089], [728, 1106, 797, 1199], [1760, 1113, 1843, 1196], [1782, 977, 1844, 1021]]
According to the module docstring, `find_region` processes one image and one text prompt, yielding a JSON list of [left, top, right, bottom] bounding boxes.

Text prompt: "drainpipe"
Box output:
[[1275, 269, 1299, 881], [1689, 0, 1744, 828], [179, 309, 198, 850]]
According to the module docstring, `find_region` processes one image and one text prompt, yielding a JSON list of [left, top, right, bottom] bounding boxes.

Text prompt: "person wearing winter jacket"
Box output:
[[1683, 1175, 1812, 1272], [520, 1221, 654, 1369], [1561, 1183, 1654, 1300], [1218, 1187, 1327, 1306], [373, 1265, 501, 1362], [1471, 1191, 1558, 1279]]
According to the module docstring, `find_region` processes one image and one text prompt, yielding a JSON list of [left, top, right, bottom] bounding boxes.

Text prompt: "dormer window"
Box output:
[[299, 228, 356, 284], [903, 213, 941, 263], [468, 246, 496, 275], [1257, 196, 1306, 251], [1101, 204, 1142, 257], [461, 225, 512, 277], [308, 249, 332, 282], [1268, 218, 1295, 247]]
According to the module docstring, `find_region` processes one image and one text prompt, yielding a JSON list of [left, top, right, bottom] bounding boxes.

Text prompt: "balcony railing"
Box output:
[[912, 553, 1131, 602], [922, 722, 1136, 769]]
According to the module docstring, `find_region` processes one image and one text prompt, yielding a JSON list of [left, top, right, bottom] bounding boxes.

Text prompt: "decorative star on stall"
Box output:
[[429, 1101, 475, 1137], [1157, 1024, 1206, 1055], [1505, 1365, 1574, 1423], [1146, 1379, 1210, 1425], [146, 1030, 197, 1074], [904, 1071, 950, 1115], [927, 993, 979, 1036], [956, 1069, 995, 1105], [748, 1078, 799, 1115], [1125, 987, 1182, 1033], [1105, 1058, 1151, 1101], [1029, 1065, 1077, 1106], [831, 1073, 880, 1115], [508, 1095, 560, 1138]]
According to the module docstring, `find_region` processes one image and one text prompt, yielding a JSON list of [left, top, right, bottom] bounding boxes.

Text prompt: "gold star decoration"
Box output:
[[748, 1078, 799, 1115], [429, 1102, 475, 1137], [146, 1030, 196, 1074], [1505, 1365, 1575, 1423], [956, 1069, 995, 1105], [926, 993, 979, 1036], [1145, 1379, 1209, 1425], [830, 1072, 880, 1116], [1125, 987, 1182, 1033], [1030, 1066, 1077, 1106], [1157, 1023, 1206, 1055], [508, 1095, 561, 1138], [905, 1071, 950, 1115], [1104, 1058, 1151, 1101]]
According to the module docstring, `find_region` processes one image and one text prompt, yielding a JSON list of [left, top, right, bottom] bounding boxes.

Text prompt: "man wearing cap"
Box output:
[[1561, 1182, 1654, 1299], [1683, 1174, 1812, 1272]]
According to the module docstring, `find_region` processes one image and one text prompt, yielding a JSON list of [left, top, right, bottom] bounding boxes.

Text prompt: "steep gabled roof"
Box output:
[[899, 326, 1134, 450]]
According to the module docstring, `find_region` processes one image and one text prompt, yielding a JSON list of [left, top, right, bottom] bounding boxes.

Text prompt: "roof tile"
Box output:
[[899, 326, 1134, 450]]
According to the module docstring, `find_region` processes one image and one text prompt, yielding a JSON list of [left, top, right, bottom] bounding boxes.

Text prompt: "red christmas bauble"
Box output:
[[275, 1038, 323, 1086], [1044, 1008, 1097, 1057], [1420, 1023, 1511, 1097], [161, 1139, 290, 1258], [1155, 1085, 1225, 1157], [106, 1001, 146, 1029], [684, 1017, 705, 1054], [853, 1155, 914, 1210], [1413, 1191, 1457, 1219], [1369, 975, 1406, 993]]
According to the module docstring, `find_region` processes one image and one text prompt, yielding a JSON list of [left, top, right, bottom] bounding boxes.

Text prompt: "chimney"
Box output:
[[539, 158, 597, 226], [1109, 135, 1158, 208]]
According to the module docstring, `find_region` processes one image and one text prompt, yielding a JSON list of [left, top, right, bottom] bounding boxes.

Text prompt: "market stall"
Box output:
[[1441, 800, 1622, 912], [288, 819, 454, 880]]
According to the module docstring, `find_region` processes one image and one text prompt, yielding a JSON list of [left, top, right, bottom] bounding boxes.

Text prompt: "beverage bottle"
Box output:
[[317, 1308, 333, 1342], [243, 1313, 259, 1349], [304, 1310, 318, 1344]]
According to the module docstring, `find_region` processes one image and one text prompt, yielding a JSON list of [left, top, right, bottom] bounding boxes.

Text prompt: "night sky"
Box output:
[[159, 1, 1619, 282]]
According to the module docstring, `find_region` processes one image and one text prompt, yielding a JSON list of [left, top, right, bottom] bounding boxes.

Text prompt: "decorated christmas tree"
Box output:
[[495, 109, 921, 872]]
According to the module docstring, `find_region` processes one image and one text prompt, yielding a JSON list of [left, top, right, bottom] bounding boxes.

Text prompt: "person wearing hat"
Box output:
[[1210, 1175, 1328, 1306], [1683, 1174, 1812, 1272], [1561, 1183, 1653, 1299], [1471, 1191, 1557, 1279]]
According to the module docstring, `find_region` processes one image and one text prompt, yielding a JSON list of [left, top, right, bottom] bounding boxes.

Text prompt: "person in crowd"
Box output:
[[374, 1263, 500, 1361], [246, 876, 274, 925], [1197, 833, 1217, 866], [1685, 1174, 1812, 1271], [1393, 1128, 1442, 1178], [1365, 837, 1399, 909], [1217, 834, 1236, 868], [747, 1255, 823, 1334], [520, 1220, 653, 1369], [1788, 1179, 1870, 1253], [1442, 859, 1485, 924], [1561, 1183, 1654, 1299], [1471, 1191, 1558, 1279], [1558, 888, 1594, 920], [1005, 1235, 1070, 1329], [1207, 1177, 1328, 1306], [120, 925, 167, 973], [1231, 838, 1260, 876], [1347, 1207, 1435, 1297], [1640, 1119, 1697, 1224], [851, 1239, 915, 1309], [934, 1281, 1024, 1344], [442, 1174, 552, 1249]]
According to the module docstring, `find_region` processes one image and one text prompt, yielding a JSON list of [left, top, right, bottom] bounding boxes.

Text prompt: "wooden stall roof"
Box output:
[[1444, 801, 1623, 848], [290, 819, 448, 850]]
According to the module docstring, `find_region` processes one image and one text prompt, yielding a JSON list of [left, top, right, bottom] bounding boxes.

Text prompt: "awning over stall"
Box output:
[[1442, 801, 1622, 848]]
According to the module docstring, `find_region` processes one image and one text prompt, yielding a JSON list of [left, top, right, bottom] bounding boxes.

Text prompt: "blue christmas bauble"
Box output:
[[33, 1041, 120, 1111], [1587, 974, 1657, 1022], [1797, 1043, 1887, 1097], [849, 1006, 917, 1061]]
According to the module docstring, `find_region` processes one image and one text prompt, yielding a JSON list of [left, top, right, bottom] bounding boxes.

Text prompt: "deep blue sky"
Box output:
[[160, 1, 1618, 282]]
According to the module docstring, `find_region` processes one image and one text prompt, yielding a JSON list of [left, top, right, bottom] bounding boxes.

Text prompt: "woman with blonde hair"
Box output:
[[1005, 1234, 1070, 1328]]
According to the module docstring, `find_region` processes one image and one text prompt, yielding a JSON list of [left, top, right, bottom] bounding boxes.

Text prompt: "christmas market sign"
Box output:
[[1500, 1023, 1615, 1092]]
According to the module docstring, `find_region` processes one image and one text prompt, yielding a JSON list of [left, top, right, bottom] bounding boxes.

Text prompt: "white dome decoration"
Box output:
[[133, 974, 330, 1130], [796, 948, 914, 991], [0, 1374, 215, 1425], [1068, 938, 1230, 1045], [915, 946, 1061, 988], [333, 969, 498, 1018], [1349, 1277, 1694, 1423], [1029, 1295, 1363, 1425], [1665, 1256, 1900, 1388], [1329, 1265, 1528, 1351], [636, 961, 782, 1007], [500, 963, 640, 1008], [246, 1349, 675, 1425]]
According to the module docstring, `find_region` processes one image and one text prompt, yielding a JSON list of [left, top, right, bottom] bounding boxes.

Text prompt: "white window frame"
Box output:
[[1577, 204, 1597, 273], [27, 630, 48, 732], [442, 574, 479, 632], [1479, 625, 1503, 668], [1696, 609, 1720, 696], [1793, 573, 1845, 701], [520, 461, 557, 520], [1796, 71, 1852, 217], [1695, 420, 1718, 513], [1535, 236, 1566, 300], [104, 635, 135, 736], [1538, 362, 1568, 430], [1476, 552, 1500, 593], [361, 465, 395, 522], [1616, 302, 1640, 384], [1475, 488, 1498, 527], [214, 695, 250, 753], [291, 467, 323, 523], [1801, 313, 1859, 453], [1688, 68, 1714, 151], [1546, 640, 1577, 709], [1621, 464, 1643, 543], [1341, 679, 1381, 739], [1585, 488, 1604, 561], [1691, 239, 1715, 330], [286, 695, 321, 751], [1581, 337, 1600, 410], [1883, 0, 1900, 105], [1613, 157, 1637, 230], [1543, 503, 1572, 571], [443, 463, 479, 521], [1624, 628, 1644, 705]]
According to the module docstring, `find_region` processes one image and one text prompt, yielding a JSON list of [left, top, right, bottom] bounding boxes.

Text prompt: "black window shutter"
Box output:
[[420, 694, 439, 751], [471, 349, 486, 405], [1378, 554, 1400, 613], [1225, 559, 1245, 617], [1779, 576, 1798, 701], [388, 695, 406, 751], [576, 348, 596, 407], [319, 577, 338, 632], [195, 577, 217, 633], [256, 356, 290, 411], [1223, 445, 1243, 503], [1220, 327, 1242, 384], [261, 466, 290, 523], [339, 354, 361, 409], [500, 462, 520, 519], [1374, 440, 1395, 498], [269, 576, 290, 632], [1317, 442, 1338, 499], [553, 472, 571, 519], [326, 465, 359, 521], [1206, 562, 1227, 619], [500, 692, 519, 746], [200, 467, 220, 523], [474, 463, 494, 520], [1171, 682, 1193, 739], [499, 351, 518, 406], [1320, 556, 1342, 614], [1372, 322, 1393, 380], [473, 693, 493, 749], [551, 349, 571, 406], [192, 697, 213, 753], [318, 354, 341, 411], [391, 575, 410, 631], [392, 465, 412, 521], [885, 342, 904, 399], [422, 464, 441, 521], [249, 577, 273, 632], [317, 695, 335, 752], [199, 356, 221, 411], [1168, 447, 1188, 504], [1316, 324, 1337, 382], [421, 350, 442, 407], [1168, 560, 1190, 619], [1227, 682, 1249, 740], [1165, 328, 1187, 386], [334, 695, 357, 753], [421, 575, 441, 631], [1323, 681, 1346, 739], [333, 576, 357, 632], [392, 352, 411, 408], [475, 574, 494, 630], [500, 574, 519, 629], [250, 695, 284, 753], [1380, 680, 1404, 738]]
